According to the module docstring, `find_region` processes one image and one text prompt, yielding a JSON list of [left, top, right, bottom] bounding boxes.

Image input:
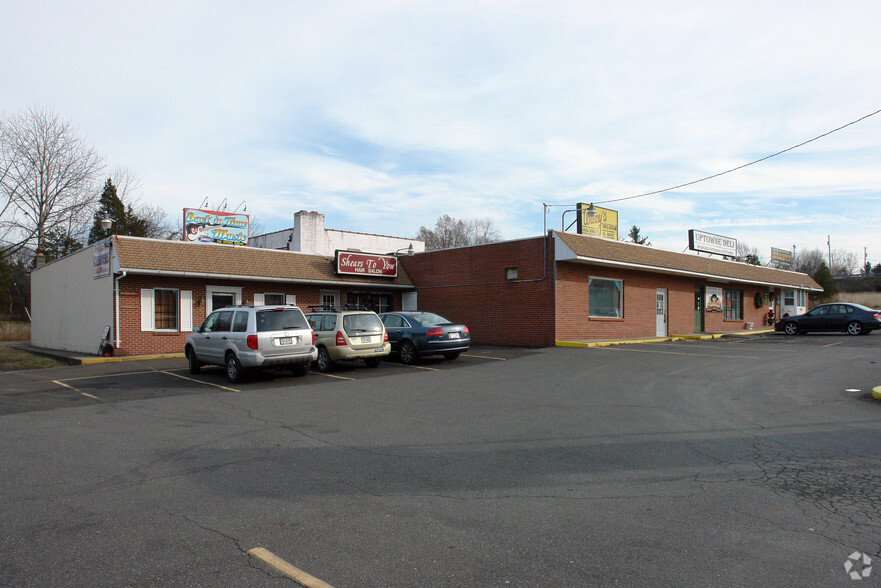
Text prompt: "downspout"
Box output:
[[115, 271, 127, 348]]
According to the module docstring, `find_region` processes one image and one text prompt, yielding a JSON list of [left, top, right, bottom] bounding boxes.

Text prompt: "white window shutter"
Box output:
[[140, 289, 154, 331], [285, 294, 297, 305], [180, 290, 193, 331], [253, 293, 264, 306]]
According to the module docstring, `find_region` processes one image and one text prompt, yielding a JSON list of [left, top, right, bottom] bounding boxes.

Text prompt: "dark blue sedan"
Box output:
[[379, 311, 470, 364], [774, 302, 881, 335]]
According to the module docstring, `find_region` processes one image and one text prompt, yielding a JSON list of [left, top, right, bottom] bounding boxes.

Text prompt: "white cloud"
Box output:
[[2, 0, 881, 264]]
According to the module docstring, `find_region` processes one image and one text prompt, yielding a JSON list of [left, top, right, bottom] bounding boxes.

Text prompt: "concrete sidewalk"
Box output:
[[555, 327, 776, 348], [12, 343, 183, 365]]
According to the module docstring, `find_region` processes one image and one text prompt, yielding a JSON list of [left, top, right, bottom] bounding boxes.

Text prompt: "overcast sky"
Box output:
[[3, 1, 880, 266]]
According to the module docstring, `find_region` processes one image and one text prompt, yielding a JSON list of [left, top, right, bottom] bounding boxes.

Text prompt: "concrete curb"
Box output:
[[13, 344, 184, 365], [555, 328, 774, 348], [78, 353, 185, 365]]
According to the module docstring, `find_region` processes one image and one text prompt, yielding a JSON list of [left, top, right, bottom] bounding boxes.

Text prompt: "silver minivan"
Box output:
[[185, 305, 317, 383]]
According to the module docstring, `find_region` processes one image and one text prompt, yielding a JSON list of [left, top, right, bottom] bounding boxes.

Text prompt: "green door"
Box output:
[[694, 286, 705, 332]]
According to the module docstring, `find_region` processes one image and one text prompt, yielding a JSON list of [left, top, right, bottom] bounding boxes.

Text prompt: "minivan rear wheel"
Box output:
[[314, 347, 333, 372], [225, 352, 245, 383]]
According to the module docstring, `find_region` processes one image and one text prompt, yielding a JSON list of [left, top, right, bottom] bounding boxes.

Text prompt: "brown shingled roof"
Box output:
[[554, 231, 822, 291], [112, 236, 414, 288]]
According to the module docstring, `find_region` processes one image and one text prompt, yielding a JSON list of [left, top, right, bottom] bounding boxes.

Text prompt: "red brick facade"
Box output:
[[401, 237, 556, 346], [402, 234, 782, 346], [115, 275, 403, 356]]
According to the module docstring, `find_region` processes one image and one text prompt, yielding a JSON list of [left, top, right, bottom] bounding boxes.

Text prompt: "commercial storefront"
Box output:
[[31, 229, 823, 356], [401, 231, 822, 346], [31, 236, 415, 356]]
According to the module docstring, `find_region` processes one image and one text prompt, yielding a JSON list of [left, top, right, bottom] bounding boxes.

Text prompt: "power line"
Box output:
[[594, 106, 881, 205]]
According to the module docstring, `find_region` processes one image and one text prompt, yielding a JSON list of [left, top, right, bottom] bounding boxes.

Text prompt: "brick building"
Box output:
[[30, 229, 822, 356], [31, 236, 415, 356], [401, 231, 822, 346]]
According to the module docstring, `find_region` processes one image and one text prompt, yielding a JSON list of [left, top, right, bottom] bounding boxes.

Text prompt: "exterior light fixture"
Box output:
[[586, 203, 597, 218], [101, 218, 112, 231]]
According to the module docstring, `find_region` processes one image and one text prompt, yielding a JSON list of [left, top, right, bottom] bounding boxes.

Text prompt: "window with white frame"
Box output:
[[141, 288, 193, 332], [320, 290, 340, 308], [588, 277, 622, 318]]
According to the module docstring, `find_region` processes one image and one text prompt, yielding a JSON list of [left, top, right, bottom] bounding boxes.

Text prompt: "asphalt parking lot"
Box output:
[[3, 333, 881, 586], [0, 347, 529, 415]]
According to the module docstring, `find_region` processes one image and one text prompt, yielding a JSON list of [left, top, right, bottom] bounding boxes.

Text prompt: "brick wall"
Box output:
[[556, 262, 774, 340], [115, 276, 403, 356], [401, 237, 556, 347]]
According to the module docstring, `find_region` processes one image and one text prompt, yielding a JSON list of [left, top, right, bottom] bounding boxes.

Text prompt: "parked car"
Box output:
[[304, 305, 391, 372], [379, 311, 470, 364], [185, 305, 317, 383], [774, 303, 881, 336]]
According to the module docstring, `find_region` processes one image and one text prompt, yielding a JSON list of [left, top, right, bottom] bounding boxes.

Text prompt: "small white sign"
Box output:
[[93, 242, 111, 278]]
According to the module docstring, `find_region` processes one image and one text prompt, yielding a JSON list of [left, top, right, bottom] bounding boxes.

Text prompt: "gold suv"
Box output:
[[305, 305, 391, 372]]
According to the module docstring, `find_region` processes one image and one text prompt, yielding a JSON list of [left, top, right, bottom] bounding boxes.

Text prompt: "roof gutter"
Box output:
[[565, 255, 824, 291], [117, 267, 415, 289]]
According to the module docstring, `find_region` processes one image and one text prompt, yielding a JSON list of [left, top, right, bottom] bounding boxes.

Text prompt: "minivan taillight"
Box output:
[[312, 331, 316, 346], [336, 331, 347, 346], [247, 335, 258, 350]]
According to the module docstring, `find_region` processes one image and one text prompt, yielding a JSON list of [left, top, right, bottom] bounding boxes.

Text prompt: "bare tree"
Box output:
[[832, 248, 860, 276], [416, 214, 503, 251], [469, 217, 502, 245], [793, 248, 825, 276], [735, 242, 760, 265], [0, 107, 104, 256]]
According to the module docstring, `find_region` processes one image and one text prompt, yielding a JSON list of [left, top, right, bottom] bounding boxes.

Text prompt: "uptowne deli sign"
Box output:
[[334, 250, 398, 277]]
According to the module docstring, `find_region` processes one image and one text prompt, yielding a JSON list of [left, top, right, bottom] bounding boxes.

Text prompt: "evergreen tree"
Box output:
[[811, 262, 837, 304], [87, 178, 150, 243], [626, 225, 651, 245]]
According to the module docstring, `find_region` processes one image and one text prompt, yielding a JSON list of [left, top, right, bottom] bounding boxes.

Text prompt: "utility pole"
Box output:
[[827, 236, 832, 272]]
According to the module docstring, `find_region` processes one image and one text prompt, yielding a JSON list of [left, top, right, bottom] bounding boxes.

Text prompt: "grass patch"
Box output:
[[0, 346, 62, 370]]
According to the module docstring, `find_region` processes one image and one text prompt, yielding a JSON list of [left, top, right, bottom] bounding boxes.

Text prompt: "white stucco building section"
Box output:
[[249, 210, 424, 257], [30, 244, 114, 354]]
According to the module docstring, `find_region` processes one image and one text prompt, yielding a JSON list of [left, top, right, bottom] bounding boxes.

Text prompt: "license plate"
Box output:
[[448, 332, 460, 339], [278, 337, 293, 345], [361, 336, 372, 343]]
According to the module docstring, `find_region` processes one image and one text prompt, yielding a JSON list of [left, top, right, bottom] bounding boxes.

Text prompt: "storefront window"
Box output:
[[155, 289, 179, 330], [723, 289, 743, 320], [264, 293, 284, 305], [589, 278, 622, 318]]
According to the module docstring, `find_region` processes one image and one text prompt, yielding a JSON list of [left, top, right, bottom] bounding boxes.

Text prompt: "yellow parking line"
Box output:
[[52, 380, 100, 400], [824, 341, 844, 347], [402, 364, 439, 371], [161, 371, 240, 392], [314, 372, 356, 381], [461, 354, 507, 361], [247, 547, 335, 588], [597, 347, 760, 359], [57, 369, 158, 383]]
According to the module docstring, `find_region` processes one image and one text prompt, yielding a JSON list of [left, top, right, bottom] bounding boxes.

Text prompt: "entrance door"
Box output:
[[211, 292, 235, 312], [694, 286, 705, 332], [656, 289, 667, 337]]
